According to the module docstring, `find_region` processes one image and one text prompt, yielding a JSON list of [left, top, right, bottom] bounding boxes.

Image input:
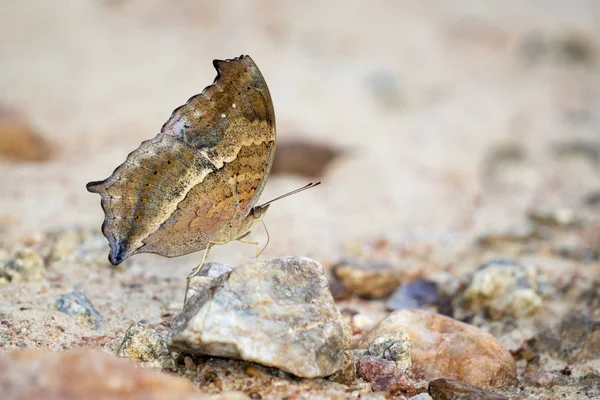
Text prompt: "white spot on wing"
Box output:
[[232, 103, 237, 109], [221, 113, 226, 118], [169, 117, 190, 135]]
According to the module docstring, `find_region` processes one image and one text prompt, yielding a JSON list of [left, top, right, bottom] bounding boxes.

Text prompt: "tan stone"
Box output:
[[355, 310, 516, 389], [333, 261, 400, 298]]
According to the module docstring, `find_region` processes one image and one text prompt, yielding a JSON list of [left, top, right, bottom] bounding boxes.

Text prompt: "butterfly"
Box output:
[[87, 55, 319, 274]]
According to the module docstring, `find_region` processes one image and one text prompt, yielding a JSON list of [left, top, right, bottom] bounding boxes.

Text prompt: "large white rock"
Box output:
[[168, 257, 346, 378]]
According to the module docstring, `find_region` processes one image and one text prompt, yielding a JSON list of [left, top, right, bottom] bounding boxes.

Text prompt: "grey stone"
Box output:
[[558, 314, 600, 363], [55, 291, 104, 329], [351, 348, 368, 366], [360, 394, 388, 400], [185, 262, 234, 304], [0, 248, 44, 284], [367, 331, 412, 373], [364, 71, 404, 109], [409, 394, 433, 400], [168, 257, 346, 378], [463, 259, 543, 320], [387, 279, 438, 310], [116, 321, 176, 370], [387, 278, 453, 316]]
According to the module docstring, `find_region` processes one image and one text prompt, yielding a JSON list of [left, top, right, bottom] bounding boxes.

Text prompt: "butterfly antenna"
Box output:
[[256, 219, 270, 258], [259, 182, 321, 207]]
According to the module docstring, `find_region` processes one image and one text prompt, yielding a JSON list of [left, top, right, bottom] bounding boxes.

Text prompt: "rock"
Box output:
[[0, 248, 45, 284], [518, 31, 596, 66], [332, 260, 400, 298], [0, 103, 56, 162], [428, 378, 507, 400], [386, 278, 453, 316], [483, 142, 527, 183], [270, 139, 342, 178], [55, 291, 104, 330], [527, 205, 579, 228], [355, 310, 516, 389], [527, 370, 568, 388], [552, 228, 600, 262], [552, 139, 600, 163], [328, 276, 353, 301], [367, 331, 412, 373], [364, 71, 404, 109], [169, 257, 346, 378], [476, 223, 541, 248], [360, 394, 387, 400], [462, 259, 543, 320], [557, 314, 600, 363], [328, 350, 356, 385], [409, 394, 433, 400], [47, 228, 88, 263], [184, 262, 234, 303], [0, 347, 240, 400], [116, 321, 176, 370], [356, 355, 420, 396], [345, 311, 375, 335]]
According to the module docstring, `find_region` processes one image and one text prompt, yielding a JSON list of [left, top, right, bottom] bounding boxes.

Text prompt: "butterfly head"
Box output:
[[251, 204, 270, 221]]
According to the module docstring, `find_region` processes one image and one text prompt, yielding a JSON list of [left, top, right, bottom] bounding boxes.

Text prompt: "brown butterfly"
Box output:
[[87, 55, 319, 274]]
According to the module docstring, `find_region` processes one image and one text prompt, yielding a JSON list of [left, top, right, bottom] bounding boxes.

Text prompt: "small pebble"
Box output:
[[428, 378, 507, 400], [117, 321, 176, 370], [328, 350, 356, 385], [387, 278, 453, 315], [463, 259, 542, 320], [0, 248, 45, 284], [476, 223, 541, 248], [357, 355, 419, 396], [332, 260, 400, 298], [409, 394, 433, 400], [55, 291, 104, 330], [527, 205, 579, 228], [367, 331, 412, 373]]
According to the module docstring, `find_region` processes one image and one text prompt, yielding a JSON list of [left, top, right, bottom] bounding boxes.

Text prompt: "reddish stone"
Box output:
[[357, 355, 420, 396], [0, 348, 219, 400]]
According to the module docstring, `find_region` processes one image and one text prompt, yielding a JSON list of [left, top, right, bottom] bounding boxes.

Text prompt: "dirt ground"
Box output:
[[1, 1, 599, 399]]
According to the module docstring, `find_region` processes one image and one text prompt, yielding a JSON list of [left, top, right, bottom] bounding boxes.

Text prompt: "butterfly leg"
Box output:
[[187, 240, 227, 279], [255, 219, 270, 259], [235, 231, 259, 262]]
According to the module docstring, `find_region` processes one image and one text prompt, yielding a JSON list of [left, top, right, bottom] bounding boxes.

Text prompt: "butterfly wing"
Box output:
[[87, 55, 276, 265]]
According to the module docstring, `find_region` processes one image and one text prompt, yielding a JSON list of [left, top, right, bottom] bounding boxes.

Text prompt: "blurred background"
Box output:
[[1, 0, 599, 268]]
